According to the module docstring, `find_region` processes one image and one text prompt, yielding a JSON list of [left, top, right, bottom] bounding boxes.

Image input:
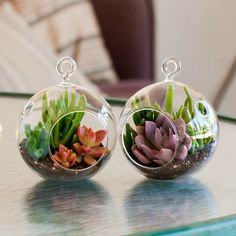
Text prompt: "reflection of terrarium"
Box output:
[[124, 179, 216, 232], [25, 180, 110, 233], [120, 57, 219, 179], [17, 57, 116, 181]]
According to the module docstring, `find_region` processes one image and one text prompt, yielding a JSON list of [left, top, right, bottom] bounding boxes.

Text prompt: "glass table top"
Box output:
[[1, 94, 236, 235]]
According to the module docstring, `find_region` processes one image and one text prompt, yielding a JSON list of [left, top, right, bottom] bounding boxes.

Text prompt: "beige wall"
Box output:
[[154, 0, 236, 104]]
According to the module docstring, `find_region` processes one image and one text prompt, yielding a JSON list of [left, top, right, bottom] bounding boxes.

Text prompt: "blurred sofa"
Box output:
[[91, 0, 155, 97], [0, 0, 155, 98]]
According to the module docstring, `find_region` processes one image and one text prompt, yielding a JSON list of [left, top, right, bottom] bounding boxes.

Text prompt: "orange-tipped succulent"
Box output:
[[53, 126, 110, 169], [53, 144, 77, 168], [73, 126, 110, 165], [77, 126, 107, 147]]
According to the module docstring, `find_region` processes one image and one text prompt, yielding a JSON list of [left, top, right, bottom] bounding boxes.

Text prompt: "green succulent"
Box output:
[[24, 122, 49, 160], [24, 90, 87, 160]]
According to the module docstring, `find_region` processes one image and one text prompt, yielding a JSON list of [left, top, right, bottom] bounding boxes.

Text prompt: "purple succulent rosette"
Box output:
[[123, 84, 214, 168], [132, 114, 192, 167]]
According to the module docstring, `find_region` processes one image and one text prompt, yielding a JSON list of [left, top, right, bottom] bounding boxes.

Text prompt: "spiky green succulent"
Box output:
[[24, 90, 87, 160]]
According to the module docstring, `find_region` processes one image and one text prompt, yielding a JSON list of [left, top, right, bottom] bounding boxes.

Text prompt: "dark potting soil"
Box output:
[[19, 140, 110, 181], [129, 142, 216, 180]]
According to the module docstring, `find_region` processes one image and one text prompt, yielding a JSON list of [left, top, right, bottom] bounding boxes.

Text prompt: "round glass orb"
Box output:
[[17, 57, 116, 181], [119, 57, 219, 180]]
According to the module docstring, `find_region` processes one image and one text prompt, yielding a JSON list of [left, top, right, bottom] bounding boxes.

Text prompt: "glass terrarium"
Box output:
[[119, 57, 219, 180], [17, 57, 116, 181]]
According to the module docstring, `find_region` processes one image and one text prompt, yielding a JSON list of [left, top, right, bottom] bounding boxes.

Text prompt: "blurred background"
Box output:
[[0, 0, 235, 115]]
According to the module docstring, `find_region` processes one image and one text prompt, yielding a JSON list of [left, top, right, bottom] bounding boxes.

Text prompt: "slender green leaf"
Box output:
[[177, 105, 183, 118], [133, 111, 142, 126], [69, 91, 76, 111], [184, 86, 194, 117], [198, 100, 207, 115], [42, 93, 48, 123], [182, 107, 192, 123], [165, 82, 174, 114], [123, 134, 132, 153], [64, 89, 69, 109]]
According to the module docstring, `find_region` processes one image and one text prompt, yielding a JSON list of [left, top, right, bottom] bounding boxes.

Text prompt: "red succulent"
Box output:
[[73, 126, 110, 165], [77, 126, 106, 147], [53, 144, 77, 168]]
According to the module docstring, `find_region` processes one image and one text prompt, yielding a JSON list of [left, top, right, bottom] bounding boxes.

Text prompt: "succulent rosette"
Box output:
[[132, 114, 192, 167], [52, 125, 110, 169], [72, 126, 110, 166], [122, 82, 216, 174], [54, 144, 77, 168]]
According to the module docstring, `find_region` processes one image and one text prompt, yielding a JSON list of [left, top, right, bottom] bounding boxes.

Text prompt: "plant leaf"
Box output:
[[165, 82, 174, 114], [184, 86, 194, 117]]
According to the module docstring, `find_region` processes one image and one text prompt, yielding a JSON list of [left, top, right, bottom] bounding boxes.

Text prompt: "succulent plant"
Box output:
[[24, 122, 49, 161], [173, 118, 192, 159], [123, 83, 213, 167], [44, 90, 87, 150], [24, 90, 87, 160], [53, 144, 77, 168], [52, 126, 110, 169], [72, 126, 110, 166], [131, 114, 192, 166], [77, 126, 107, 148]]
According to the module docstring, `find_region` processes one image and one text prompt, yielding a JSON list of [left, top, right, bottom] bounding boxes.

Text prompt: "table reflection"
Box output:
[[25, 180, 110, 234], [124, 178, 216, 233]]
